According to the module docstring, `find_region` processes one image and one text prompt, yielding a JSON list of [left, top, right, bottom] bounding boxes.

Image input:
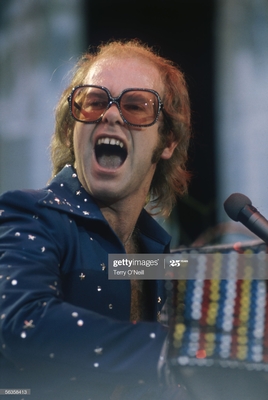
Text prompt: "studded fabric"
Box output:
[[0, 165, 171, 398]]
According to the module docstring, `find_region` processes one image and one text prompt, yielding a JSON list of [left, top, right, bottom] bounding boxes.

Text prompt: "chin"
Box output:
[[93, 188, 122, 204]]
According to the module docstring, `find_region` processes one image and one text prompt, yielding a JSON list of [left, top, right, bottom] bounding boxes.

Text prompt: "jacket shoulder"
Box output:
[[0, 188, 48, 211], [0, 189, 70, 231]]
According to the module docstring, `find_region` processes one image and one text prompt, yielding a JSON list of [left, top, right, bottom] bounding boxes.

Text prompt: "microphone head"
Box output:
[[224, 193, 252, 221]]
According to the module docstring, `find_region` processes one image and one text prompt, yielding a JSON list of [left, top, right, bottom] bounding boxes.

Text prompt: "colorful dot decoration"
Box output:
[[169, 246, 268, 371]]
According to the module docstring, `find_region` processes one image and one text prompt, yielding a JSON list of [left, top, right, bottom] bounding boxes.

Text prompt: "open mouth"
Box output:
[[95, 137, 127, 169]]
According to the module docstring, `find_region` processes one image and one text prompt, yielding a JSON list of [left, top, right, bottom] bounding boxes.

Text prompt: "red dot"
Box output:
[[196, 349, 207, 359]]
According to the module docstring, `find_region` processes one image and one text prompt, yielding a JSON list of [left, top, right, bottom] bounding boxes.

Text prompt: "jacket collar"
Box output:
[[39, 165, 106, 222], [39, 165, 171, 250]]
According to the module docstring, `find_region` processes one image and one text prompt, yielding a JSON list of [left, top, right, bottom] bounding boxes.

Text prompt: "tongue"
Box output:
[[97, 154, 123, 169]]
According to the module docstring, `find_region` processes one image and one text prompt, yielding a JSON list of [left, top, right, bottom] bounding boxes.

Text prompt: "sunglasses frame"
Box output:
[[68, 85, 164, 127]]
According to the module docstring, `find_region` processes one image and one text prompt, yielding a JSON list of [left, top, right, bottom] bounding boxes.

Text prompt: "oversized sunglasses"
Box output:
[[68, 85, 164, 127]]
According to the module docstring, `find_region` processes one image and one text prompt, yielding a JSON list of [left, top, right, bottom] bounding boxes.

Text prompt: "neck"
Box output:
[[97, 197, 144, 251], [124, 228, 139, 254]]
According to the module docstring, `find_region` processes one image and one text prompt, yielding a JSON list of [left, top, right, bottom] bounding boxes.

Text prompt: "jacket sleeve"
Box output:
[[0, 190, 167, 387]]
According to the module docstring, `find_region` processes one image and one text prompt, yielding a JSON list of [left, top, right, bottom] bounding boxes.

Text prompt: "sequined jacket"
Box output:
[[0, 165, 171, 399]]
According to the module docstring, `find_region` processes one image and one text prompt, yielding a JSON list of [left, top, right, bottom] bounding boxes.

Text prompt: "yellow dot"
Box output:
[[241, 280, 250, 289], [237, 345, 248, 354], [207, 318, 216, 326], [211, 280, 220, 288], [240, 298, 250, 308], [244, 249, 253, 255], [209, 302, 219, 311], [237, 352, 247, 360], [205, 343, 215, 355], [237, 336, 248, 345], [239, 313, 249, 323], [237, 326, 247, 336], [175, 323, 186, 334], [205, 333, 216, 342], [206, 348, 214, 357], [210, 293, 220, 301], [173, 331, 183, 341]]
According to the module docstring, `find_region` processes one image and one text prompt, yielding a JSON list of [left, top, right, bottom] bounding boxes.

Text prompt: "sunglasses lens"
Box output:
[[71, 87, 109, 122], [121, 90, 159, 126]]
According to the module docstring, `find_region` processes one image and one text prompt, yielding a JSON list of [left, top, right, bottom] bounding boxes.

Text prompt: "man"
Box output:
[[0, 40, 191, 399]]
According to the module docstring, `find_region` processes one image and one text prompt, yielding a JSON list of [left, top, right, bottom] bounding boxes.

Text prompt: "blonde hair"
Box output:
[[50, 39, 191, 216]]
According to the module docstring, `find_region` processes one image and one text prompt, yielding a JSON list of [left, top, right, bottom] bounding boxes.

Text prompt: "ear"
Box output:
[[160, 140, 178, 160]]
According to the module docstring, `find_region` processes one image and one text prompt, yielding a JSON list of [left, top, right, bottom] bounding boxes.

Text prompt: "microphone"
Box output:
[[224, 193, 268, 244]]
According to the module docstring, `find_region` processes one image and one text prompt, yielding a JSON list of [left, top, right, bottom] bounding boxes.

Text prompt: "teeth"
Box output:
[[97, 137, 124, 148]]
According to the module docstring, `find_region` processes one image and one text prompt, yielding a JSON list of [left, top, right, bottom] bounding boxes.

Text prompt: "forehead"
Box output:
[[83, 57, 164, 96]]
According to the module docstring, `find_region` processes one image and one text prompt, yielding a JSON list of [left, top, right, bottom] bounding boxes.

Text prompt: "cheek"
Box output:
[[72, 130, 86, 167], [72, 125, 79, 146], [73, 125, 88, 155], [72, 134, 79, 162]]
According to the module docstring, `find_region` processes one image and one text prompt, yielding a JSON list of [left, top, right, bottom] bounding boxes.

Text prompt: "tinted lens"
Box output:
[[72, 87, 109, 122], [121, 90, 159, 125]]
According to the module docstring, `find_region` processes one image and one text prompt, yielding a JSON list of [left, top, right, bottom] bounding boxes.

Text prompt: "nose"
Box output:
[[101, 102, 124, 125]]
